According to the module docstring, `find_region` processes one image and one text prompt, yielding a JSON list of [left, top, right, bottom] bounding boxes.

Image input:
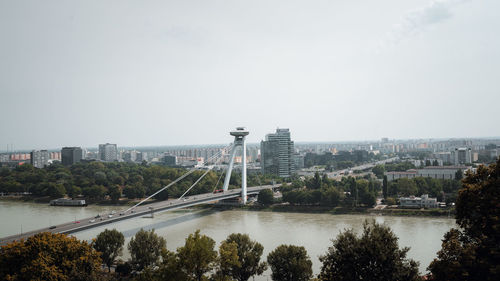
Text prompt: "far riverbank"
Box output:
[[0, 195, 455, 217]]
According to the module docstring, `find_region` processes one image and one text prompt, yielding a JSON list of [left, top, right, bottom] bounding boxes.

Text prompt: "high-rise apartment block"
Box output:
[[98, 143, 118, 162], [260, 128, 295, 177], [453, 148, 472, 165], [61, 147, 83, 166], [30, 150, 49, 168]]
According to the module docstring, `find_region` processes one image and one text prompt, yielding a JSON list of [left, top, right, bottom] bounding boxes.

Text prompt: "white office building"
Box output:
[[399, 194, 438, 208]]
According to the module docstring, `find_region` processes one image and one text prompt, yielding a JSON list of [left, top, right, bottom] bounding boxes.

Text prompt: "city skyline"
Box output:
[[1, 0, 499, 149]]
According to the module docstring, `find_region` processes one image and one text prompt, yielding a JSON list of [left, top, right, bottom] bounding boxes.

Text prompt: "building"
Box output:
[[385, 169, 418, 181], [434, 152, 452, 164], [260, 128, 295, 178], [453, 148, 472, 165], [162, 155, 177, 166], [61, 147, 83, 166], [122, 150, 137, 163], [385, 166, 470, 181], [417, 166, 469, 180], [399, 194, 438, 208], [30, 150, 49, 168], [293, 153, 305, 170], [136, 151, 148, 162], [98, 143, 118, 162]]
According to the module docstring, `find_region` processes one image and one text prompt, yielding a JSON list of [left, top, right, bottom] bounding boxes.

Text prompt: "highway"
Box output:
[[0, 185, 276, 245], [326, 156, 399, 178], [297, 157, 399, 178]]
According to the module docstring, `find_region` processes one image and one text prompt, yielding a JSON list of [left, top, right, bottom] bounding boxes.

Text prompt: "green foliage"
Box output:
[[128, 229, 167, 271], [384, 197, 397, 205], [319, 220, 420, 281], [93, 228, 125, 272], [0, 161, 274, 202], [0, 232, 102, 281], [267, 244, 313, 281], [385, 162, 416, 172], [108, 185, 122, 202], [176, 230, 217, 281], [427, 229, 476, 281], [223, 233, 268, 281], [392, 178, 417, 196], [214, 241, 241, 280], [283, 176, 381, 207], [429, 158, 500, 280], [257, 189, 274, 205], [383, 175, 388, 199], [387, 176, 461, 202], [372, 165, 385, 178]]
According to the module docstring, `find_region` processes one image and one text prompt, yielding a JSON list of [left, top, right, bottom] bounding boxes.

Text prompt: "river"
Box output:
[[0, 200, 455, 278]]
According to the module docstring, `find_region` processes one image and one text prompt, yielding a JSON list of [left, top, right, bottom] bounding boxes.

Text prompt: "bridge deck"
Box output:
[[0, 185, 275, 245]]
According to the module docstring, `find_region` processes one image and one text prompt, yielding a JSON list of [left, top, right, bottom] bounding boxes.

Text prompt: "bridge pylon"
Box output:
[[222, 127, 249, 204]]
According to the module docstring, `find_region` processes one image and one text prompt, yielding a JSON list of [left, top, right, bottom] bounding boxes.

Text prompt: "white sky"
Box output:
[[0, 0, 499, 150]]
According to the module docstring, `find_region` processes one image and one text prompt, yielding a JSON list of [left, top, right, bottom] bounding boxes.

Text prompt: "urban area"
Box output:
[[1, 128, 499, 281]]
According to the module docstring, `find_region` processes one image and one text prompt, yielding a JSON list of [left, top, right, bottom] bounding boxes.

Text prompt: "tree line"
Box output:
[[0, 220, 421, 281], [278, 173, 380, 207], [382, 176, 462, 203], [0, 161, 280, 202]]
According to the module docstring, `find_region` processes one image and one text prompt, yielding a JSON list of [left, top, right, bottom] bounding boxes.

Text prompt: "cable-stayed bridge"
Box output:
[[0, 128, 276, 245]]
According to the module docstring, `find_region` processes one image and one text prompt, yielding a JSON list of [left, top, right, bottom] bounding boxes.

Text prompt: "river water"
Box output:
[[0, 200, 455, 278]]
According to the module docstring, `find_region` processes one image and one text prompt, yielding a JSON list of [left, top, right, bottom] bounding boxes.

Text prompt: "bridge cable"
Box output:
[[177, 167, 213, 200], [212, 169, 226, 193], [123, 144, 232, 213]]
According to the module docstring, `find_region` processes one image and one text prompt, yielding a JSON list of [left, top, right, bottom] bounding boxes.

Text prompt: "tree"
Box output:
[[214, 241, 240, 281], [67, 185, 81, 198], [381, 175, 388, 197], [257, 189, 274, 205], [223, 233, 268, 281], [108, 185, 122, 202], [128, 228, 166, 271], [319, 220, 419, 281], [395, 178, 418, 196], [0, 232, 101, 281], [454, 169, 463, 181], [177, 230, 217, 281], [320, 186, 342, 207], [428, 158, 500, 280], [372, 165, 385, 179], [427, 229, 476, 281], [93, 228, 125, 272], [267, 244, 313, 281], [47, 183, 66, 198]]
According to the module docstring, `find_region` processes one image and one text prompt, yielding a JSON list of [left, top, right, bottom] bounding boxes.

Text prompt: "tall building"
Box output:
[[61, 147, 83, 166], [30, 150, 49, 168], [260, 128, 295, 177], [453, 148, 472, 165], [98, 143, 118, 162]]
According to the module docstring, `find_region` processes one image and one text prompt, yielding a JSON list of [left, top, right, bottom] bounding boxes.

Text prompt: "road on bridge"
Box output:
[[0, 185, 277, 245]]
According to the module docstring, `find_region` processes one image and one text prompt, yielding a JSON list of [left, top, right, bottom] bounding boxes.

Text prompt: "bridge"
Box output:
[[0, 128, 276, 245], [0, 185, 277, 245]]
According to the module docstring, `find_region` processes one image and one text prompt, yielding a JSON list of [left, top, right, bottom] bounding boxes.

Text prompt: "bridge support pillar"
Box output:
[[222, 127, 249, 204]]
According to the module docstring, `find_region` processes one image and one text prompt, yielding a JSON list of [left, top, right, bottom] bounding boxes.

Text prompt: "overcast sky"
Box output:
[[0, 0, 498, 150]]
